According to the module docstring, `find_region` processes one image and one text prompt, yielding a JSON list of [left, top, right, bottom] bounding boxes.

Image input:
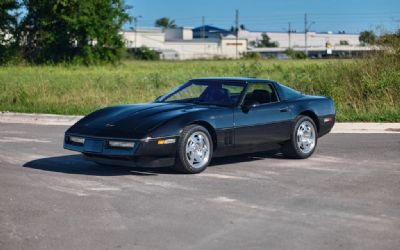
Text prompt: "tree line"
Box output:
[[0, 0, 131, 65], [1, 1, 399, 65]]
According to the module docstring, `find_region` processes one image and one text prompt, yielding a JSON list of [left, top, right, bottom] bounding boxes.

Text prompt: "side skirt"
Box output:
[[213, 143, 281, 158]]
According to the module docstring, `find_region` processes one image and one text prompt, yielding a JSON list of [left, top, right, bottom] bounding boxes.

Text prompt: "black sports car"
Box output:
[[64, 77, 335, 174]]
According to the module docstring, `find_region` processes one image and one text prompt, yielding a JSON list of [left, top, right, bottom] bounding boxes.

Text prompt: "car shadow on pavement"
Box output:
[[23, 150, 284, 176], [23, 154, 173, 176], [211, 149, 284, 166]]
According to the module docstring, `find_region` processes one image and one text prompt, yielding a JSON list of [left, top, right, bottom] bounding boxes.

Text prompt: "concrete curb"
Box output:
[[1, 112, 400, 134], [0, 112, 83, 126], [331, 123, 400, 134]]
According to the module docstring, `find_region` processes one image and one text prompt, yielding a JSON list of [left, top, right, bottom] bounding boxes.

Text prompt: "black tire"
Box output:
[[173, 125, 213, 174], [281, 115, 318, 159]]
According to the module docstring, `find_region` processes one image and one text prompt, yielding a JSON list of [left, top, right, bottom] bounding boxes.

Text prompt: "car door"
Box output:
[[233, 82, 292, 147]]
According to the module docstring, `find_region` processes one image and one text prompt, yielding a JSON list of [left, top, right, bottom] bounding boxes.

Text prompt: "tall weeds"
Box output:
[[0, 55, 399, 121]]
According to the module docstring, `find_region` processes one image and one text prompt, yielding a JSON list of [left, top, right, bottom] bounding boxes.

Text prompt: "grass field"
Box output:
[[0, 57, 399, 121]]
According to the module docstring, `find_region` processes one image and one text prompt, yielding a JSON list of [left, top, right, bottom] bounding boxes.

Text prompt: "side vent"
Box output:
[[224, 130, 233, 145]]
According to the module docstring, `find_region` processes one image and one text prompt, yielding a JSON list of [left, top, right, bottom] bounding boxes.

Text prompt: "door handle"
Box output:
[[280, 107, 289, 112]]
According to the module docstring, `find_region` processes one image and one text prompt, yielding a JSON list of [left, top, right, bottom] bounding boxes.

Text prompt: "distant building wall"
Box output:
[[165, 27, 193, 41], [122, 28, 246, 59], [164, 38, 247, 60], [220, 36, 247, 57], [239, 30, 360, 48], [164, 41, 221, 59], [122, 27, 365, 60], [182, 28, 194, 41], [121, 29, 165, 49]]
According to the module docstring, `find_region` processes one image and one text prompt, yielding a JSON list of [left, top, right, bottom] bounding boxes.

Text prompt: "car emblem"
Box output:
[[105, 123, 115, 127]]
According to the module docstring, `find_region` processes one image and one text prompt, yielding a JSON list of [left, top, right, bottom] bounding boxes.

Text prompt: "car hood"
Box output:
[[66, 102, 208, 139]]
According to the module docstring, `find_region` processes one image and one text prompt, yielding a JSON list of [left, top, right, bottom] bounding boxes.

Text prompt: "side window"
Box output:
[[244, 83, 279, 105], [223, 84, 243, 102], [279, 84, 302, 100], [223, 84, 242, 95]]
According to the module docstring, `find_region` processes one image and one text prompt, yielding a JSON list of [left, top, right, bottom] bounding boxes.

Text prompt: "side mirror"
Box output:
[[241, 102, 257, 113]]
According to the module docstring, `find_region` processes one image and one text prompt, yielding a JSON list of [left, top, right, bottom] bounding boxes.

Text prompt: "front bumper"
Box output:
[[64, 133, 178, 167], [83, 154, 175, 168]]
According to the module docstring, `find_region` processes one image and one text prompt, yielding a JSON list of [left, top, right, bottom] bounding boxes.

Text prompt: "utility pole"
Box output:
[[134, 15, 142, 49], [288, 22, 292, 48], [134, 17, 138, 49], [235, 9, 239, 59], [202, 16, 206, 55], [304, 13, 308, 57], [201, 16, 205, 40]]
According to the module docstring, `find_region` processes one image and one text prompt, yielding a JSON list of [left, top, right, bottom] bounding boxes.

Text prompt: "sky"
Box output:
[[125, 0, 400, 34]]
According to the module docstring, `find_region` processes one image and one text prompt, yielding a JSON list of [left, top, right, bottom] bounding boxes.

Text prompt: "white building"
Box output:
[[121, 26, 371, 60], [121, 28, 165, 49], [121, 27, 247, 60], [239, 30, 361, 48]]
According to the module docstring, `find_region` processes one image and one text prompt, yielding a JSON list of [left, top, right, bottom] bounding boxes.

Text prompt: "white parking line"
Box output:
[[198, 173, 247, 180]]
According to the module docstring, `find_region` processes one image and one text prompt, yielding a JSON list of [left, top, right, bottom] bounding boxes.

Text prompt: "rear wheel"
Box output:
[[282, 115, 318, 159], [174, 125, 213, 174]]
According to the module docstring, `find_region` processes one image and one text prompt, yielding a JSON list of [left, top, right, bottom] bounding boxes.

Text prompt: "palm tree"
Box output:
[[155, 17, 177, 29]]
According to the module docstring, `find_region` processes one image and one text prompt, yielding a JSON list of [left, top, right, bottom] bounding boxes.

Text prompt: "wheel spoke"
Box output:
[[188, 155, 195, 165], [186, 141, 194, 152]]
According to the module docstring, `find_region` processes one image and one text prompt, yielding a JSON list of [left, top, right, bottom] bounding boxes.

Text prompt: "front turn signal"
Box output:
[[157, 138, 176, 145]]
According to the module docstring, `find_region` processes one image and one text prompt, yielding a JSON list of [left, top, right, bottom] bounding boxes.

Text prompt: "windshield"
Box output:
[[158, 81, 246, 106]]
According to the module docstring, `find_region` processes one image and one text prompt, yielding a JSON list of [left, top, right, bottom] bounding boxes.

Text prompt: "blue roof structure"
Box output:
[[192, 25, 232, 38]]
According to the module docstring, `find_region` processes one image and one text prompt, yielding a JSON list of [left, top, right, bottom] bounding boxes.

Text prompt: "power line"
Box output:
[[304, 13, 308, 56], [131, 10, 400, 34], [137, 11, 400, 21], [201, 16, 205, 39], [235, 9, 239, 59], [202, 16, 205, 55], [288, 22, 292, 48]]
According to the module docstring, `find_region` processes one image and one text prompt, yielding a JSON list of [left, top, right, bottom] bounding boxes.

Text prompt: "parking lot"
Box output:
[[0, 123, 399, 250]]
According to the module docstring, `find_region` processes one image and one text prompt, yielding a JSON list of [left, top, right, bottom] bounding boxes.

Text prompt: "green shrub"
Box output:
[[240, 52, 262, 60], [125, 47, 160, 60], [284, 48, 307, 59]]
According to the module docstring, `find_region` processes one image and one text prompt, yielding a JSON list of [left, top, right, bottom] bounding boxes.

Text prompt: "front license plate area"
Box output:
[[84, 139, 104, 153]]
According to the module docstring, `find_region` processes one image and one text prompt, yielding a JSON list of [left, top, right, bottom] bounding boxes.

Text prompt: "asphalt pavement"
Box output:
[[0, 123, 399, 250]]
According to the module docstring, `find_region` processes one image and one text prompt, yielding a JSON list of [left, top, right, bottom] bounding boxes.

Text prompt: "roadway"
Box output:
[[0, 123, 399, 250]]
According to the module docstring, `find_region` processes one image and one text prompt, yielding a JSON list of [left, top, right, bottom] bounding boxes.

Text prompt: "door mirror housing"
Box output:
[[241, 102, 257, 113]]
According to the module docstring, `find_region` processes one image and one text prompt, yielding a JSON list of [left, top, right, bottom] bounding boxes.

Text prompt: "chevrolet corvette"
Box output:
[[64, 77, 335, 174]]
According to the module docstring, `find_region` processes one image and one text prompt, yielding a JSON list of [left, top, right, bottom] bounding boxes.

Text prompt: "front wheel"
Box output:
[[281, 115, 318, 159], [174, 125, 213, 174]]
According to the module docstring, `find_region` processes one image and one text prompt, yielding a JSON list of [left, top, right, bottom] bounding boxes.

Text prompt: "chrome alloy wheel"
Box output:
[[185, 131, 210, 169], [296, 120, 316, 154]]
